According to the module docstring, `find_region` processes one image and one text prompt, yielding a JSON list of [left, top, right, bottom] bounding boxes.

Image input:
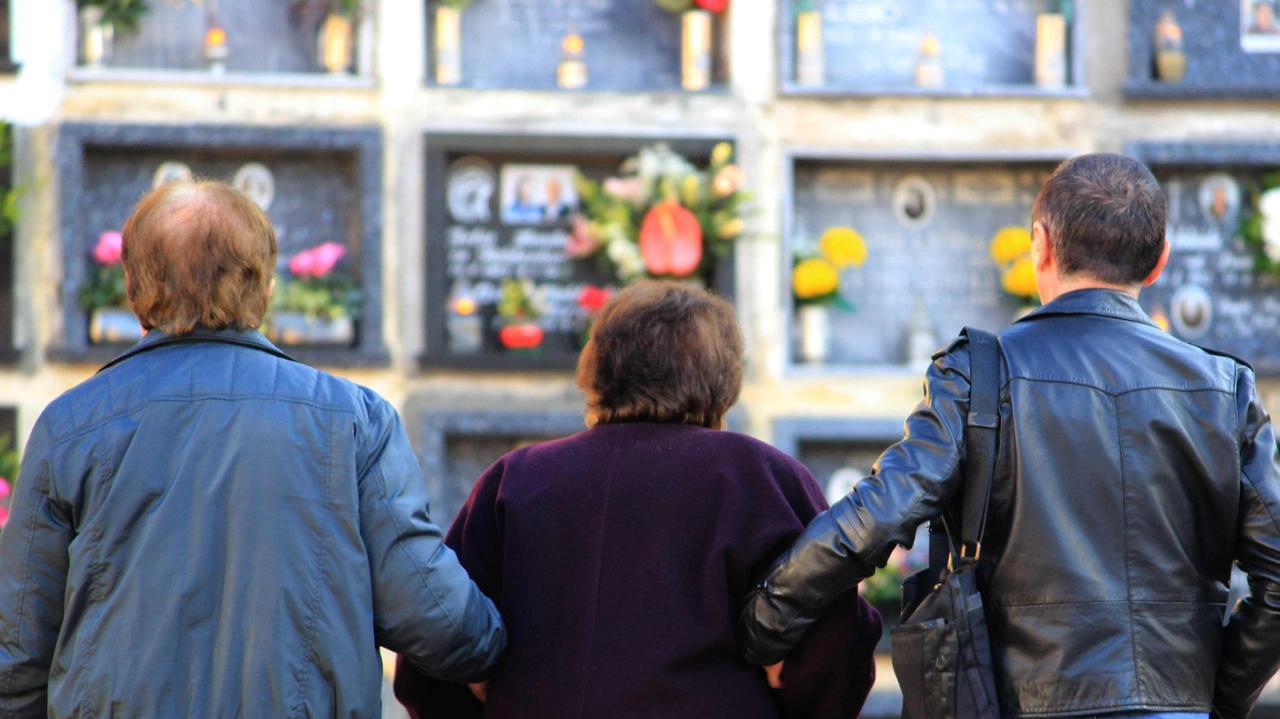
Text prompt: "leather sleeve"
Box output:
[[1213, 365, 1280, 719], [0, 418, 71, 719], [737, 341, 972, 666], [357, 394, 507, 684]]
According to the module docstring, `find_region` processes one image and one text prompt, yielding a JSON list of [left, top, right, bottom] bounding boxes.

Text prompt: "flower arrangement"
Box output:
[[989, 226, 1039, 306], [497, 278, 547, 350], [570, 142, 748, 286], [1238, 173, 1280, 272], [78, 231, 128, 312], [653, 0, 728, 13], [0, 433, 19, 530], [792, 227, 867, 307], [270, 242, 361, 322]]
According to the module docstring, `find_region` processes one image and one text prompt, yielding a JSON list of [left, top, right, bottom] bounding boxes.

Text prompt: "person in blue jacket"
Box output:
[[0, 180, 505, 718]]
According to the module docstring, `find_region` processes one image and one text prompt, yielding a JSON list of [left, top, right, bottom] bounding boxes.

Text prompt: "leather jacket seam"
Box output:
[[1009, 375, 1233, 397], [1112, 392, 1143, 694]]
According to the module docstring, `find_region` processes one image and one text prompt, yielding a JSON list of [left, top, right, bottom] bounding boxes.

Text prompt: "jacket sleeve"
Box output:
[[737, 341, 972, 666], [0, 418, 71, 718], [1213, 365, 1280, 719], [357, 395, 506, 684]]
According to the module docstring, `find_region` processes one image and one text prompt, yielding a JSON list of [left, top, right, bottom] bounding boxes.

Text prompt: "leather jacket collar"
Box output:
[[1016, 288, 1156, 328], [98, 327, 294, 374]]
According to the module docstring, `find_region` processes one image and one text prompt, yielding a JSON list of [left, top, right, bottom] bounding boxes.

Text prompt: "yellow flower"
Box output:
[[681, 175, 701, 207], [710, 142, 733, 167], [819, 227, 868, 269], [793, 258, 840, 300], [1002, 257, 1038, 298], [717, 217, 744, 239], [989, 226, 1032, 265]]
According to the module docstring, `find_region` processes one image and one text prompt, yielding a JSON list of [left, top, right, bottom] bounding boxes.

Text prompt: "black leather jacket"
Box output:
[[739, 289, 1280, 719]]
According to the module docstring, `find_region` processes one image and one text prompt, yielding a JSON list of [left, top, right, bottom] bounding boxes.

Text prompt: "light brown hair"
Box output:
[[577, 280, 743, 429], [122, 180, 278, 335]]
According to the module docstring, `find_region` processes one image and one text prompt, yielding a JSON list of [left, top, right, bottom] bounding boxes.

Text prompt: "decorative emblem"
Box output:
[[152, 161, 193, 190], [1197, 173, 1241, 224], [233, 163, 276, 211], [447, 158, 497, 224], [892, 175, 937, 229], [1170, 284, 1213, 339]]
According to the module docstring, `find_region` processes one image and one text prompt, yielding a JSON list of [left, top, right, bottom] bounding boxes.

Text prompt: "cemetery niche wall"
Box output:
[[1125, 0, 1280, 99], [55, 122, 387, 367], [778, 0, 1084, 96], [421, 133, 736, 372], [1128, 141, 1280, 375], [412, 407, 585, 530], [72, 0, 374, 79], [425, 0, 728, 92], [785, 151, 1057, 370]]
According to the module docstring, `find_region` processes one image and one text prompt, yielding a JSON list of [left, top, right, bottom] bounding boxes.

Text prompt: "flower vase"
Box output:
[[89, 307, 143, 345], [320, 14, 354, 74], [681, 10, 712, 92], [267, 312, 355, 346], [797, 304, 831, 364], [79, 6, 113, 69]]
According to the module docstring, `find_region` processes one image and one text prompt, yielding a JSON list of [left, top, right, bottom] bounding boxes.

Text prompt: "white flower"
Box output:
[[1261, 188, 1280, 221], [607, 239, 645, 281], [1263, 218, 1280, 263]]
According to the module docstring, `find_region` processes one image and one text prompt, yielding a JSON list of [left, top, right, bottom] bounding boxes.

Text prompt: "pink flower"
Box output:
[[0, 505, 8, 528], [93, 231, 124, 265], [0, 478, 10, 501], [565, 216, 602, 258], [602, 177, 645, 204], [288, 242, 347, 278], [695, 0, 728, 11]]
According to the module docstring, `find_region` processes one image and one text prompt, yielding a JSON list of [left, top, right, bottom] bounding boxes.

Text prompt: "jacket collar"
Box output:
[[1016, 288, 1157, 328], [97, 327, 295, 374]]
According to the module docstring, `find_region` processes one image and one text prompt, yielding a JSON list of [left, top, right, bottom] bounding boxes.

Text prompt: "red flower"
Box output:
[[638, 201, 703, 277], [577, 286, 610, 313], [499, 324, 545, 350], [694, 0, 728, 12]]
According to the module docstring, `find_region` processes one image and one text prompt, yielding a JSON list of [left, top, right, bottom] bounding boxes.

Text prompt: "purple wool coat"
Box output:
[[395, 422, 881, 719]]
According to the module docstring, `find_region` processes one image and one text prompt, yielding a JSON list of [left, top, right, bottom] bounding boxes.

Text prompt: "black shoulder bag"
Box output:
[[889, 327, 1002, 719]]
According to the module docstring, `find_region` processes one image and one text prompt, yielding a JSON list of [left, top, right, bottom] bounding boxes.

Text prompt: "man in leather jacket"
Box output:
[[0, 181, 506, 717], [738, 153, 1280, 719]]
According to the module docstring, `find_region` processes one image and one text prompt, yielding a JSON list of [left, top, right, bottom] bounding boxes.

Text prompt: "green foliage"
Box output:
[[77, 0, 150, 34], [77, 264, 127, 311], [0, 434, 17, 485], [270, 272, 362, 321], [0, 123, 13, 240], [435, 0, 474, 9], [497, 279, 543, 321], [653, 0, 694, 12]]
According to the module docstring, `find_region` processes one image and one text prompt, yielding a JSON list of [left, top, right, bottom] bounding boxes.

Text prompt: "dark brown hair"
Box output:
[[1032, 153, 1167, 286], [577, 280, 743, 429], [122, 180, 278, 335]]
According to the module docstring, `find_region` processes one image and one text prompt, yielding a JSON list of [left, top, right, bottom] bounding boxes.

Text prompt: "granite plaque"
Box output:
[[427, 0, 714, 91], [98, 0, 347, 74], [56, 123, 386, 367], [779, 0, 1081, 94], [421, 133, 732, 372], [1126, 1, 1280, 98], [787, 156, 1055, 368]]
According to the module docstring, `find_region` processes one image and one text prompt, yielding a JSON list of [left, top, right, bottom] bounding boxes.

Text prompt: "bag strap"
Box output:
[[959, 326, 1001, 559]]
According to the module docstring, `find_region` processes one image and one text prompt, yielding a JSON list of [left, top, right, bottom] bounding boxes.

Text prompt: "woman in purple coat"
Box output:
[[395, 281, 880, 719]]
